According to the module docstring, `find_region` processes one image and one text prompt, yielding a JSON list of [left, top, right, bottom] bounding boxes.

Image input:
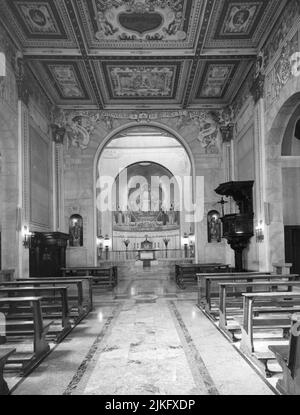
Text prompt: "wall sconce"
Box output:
[[104, 234, 110, 260], [255, 221, 264, 243], [97, 234, 104, 259], [188, 230, 195, 246], [23, 226, 33, 249], [188, 230, 195, 258], [183, 233, 189, 258]]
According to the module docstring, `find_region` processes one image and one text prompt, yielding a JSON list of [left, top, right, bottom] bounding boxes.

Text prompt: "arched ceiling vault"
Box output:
[[0, 0, 287, 111]]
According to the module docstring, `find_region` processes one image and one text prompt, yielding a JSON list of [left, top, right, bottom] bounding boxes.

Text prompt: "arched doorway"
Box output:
[[94, 124, 195, 264], [266, 92, 300, 268], [281, 103, 300, 274]]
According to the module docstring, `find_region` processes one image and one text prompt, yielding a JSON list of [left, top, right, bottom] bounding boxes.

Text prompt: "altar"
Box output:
[[138, 237, 156, 269]]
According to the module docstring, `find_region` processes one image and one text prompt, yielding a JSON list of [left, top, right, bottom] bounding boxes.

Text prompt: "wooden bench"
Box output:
[[0, 270, 15, 283], [1, 280, 88, 323], [24, 276, 94, 311], [218, 281, 300, 336], [240, 291, 300, 355], [197, 273, 297, 312], [0, 286, 71, 342], [61, 266, 118, 289], [269, 314, 300, 394], [0, 348, 16, 395], [175, 263, 230, 289], [0, 297, 52, 375], [238, 292, 300, 377]]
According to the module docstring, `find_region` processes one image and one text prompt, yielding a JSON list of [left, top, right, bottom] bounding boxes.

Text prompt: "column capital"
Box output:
[[220, 123, 235, 144], [51, 124, 66, 144], [14, 52, 30, 105], [250, 73, 265, 103]]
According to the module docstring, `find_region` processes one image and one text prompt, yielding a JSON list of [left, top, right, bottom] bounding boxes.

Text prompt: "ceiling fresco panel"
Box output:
[[204, 0, 284, 49], [190, 59, 253, 106], [0, 0, 78, 48], [197, 62, 238, 99], [28, 59, 97, 106], [75, 0, 205, 52], [93, 59, 191, 107]]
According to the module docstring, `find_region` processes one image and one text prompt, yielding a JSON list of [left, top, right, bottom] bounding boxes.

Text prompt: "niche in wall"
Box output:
[[207, 210, 221, 243], [69, 214, 83, 247]]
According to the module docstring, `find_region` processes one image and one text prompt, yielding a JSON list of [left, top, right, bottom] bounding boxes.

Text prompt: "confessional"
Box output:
[[29, 232, 69, 278]]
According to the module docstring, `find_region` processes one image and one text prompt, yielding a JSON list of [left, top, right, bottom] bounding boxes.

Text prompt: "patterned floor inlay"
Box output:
[[12, 277, 275, 396], [63, 304, 122, 395], [168, 301, 219, 395]]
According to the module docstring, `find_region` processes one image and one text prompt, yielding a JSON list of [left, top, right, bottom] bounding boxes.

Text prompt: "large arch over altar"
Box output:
[[94, 124, 195, 261]]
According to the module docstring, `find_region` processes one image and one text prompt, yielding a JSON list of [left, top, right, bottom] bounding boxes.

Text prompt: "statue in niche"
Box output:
[[141, 183, 150, 212], [124, 207, 131, 226], [69, 214, 83, 247], [169, 203, 175, 225], [207, 210, 222, 243]]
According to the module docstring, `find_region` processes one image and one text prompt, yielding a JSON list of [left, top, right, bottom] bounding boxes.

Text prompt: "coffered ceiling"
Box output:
[[0, 0, 287, 110]]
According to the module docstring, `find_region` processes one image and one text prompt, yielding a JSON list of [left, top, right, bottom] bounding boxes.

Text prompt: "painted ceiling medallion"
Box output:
[[95, 0, 187, 41], [118, 12, 163, 35]]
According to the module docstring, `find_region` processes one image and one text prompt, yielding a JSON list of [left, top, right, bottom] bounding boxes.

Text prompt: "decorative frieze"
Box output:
[[54, 109, 225, 154]]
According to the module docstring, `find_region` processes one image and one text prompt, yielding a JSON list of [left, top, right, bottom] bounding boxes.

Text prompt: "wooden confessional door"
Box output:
[[285, 226, 300, 275]]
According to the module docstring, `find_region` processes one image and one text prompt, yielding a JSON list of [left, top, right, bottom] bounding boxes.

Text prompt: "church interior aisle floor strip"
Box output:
[[11, 278, 274, 395]]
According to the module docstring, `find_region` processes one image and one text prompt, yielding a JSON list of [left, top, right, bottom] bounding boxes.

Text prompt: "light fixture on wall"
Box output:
[[97, 233, 104, 260], [23, 226, 33, 249], [183, 233, 189, 258], [188, 228, 195, 258], [255, 221, 264, 243], [104, 234, 110, 260]]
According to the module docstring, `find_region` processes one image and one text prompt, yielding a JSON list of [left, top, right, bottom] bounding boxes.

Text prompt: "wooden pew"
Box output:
[[0, 348, 16, 395], [0, 270, 15, 283], [24, 276, 94, 311], [197, 273, 297, 312], [0, 297, 52, 374], [61, 266, 118, 289], [1, 280, 88, 323], [0, 286, 71, 342], [176, 263, 230, 289], [239, 292, 300, 376], [269, 314, 300, 395], [218, 281, 300, 336]]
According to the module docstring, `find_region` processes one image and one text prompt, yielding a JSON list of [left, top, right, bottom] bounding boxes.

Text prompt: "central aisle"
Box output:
[[13, 277, 274, 395]]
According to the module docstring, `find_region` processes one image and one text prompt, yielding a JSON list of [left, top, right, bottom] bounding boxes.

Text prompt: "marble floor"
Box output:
[[11, 276, 275, 395]]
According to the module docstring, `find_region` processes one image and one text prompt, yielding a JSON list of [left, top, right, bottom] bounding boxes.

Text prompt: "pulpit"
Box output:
[[215, 181, 254, 272], [29, 232, 69, 277]]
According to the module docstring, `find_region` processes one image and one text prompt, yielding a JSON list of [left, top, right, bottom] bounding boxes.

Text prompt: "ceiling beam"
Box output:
[[182, 0, 215, 109], [64, 0, 104, 109]]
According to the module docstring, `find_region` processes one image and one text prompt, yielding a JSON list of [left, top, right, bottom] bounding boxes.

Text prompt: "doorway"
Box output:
[[284, 226, 300, 275]]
